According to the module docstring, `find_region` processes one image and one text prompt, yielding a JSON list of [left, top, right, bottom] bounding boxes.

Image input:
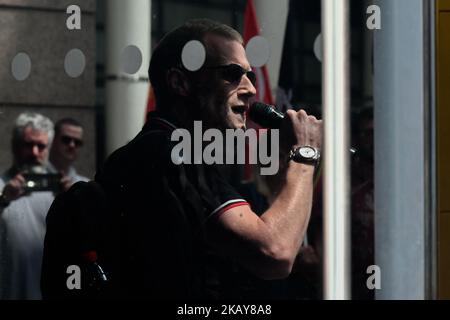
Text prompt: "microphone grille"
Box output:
[[249, 102, 283, 128]]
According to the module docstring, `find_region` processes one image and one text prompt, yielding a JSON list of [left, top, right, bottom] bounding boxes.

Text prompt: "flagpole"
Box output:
[[322, 0, 351, 300]]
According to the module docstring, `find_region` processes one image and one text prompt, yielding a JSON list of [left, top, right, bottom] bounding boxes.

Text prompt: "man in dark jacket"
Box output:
[[44, 19, 323, 300]]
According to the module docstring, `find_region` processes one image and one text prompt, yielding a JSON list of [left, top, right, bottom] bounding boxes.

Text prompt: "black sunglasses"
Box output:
[[205, 64, 257, 86], [61, 135, 83, 147]]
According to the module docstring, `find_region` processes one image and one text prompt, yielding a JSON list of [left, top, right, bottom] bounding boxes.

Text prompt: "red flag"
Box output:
[[244, 0, 274, 106], [243, 0, 274, 181]]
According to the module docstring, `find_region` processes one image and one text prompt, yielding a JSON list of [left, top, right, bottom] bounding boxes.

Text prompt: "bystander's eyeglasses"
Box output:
[[22, 141, 48, 151], [61, 136, 83, 147], [205, 63, 257, 86]]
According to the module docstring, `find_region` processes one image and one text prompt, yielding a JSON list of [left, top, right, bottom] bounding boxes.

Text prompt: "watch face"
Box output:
[[299, 146, 316, 159]]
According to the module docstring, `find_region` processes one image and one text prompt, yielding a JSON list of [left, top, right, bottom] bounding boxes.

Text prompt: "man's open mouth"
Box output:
[[232, 105, 248, 115]]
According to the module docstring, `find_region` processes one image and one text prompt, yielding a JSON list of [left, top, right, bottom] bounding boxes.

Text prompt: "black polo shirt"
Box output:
[[95, 112, 249, 299]]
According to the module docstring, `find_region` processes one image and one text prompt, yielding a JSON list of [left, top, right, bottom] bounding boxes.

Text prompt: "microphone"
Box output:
[[248, 102, 357, 155], [248, 102, 284, 129]]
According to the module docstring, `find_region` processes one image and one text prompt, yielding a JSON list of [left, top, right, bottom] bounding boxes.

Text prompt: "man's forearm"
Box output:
[[260, 161, 315, 258]]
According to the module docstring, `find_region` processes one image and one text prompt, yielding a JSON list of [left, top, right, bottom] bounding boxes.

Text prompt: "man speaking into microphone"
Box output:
[[94, 18, 323, 299]]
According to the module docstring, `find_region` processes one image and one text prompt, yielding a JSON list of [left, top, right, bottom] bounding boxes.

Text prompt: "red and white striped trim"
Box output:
[[208, 199, 249, 220]]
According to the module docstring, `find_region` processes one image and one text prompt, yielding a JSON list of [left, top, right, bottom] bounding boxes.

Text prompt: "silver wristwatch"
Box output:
[[289, 146, 320, 165]]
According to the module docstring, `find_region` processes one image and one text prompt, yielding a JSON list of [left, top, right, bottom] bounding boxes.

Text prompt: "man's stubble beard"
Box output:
[[188, 86, 230, 132]]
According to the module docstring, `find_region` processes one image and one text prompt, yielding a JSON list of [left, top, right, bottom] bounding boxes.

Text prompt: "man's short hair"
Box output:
[[149, 19, 243, 104], [54, 118, 83, 136], [12, 112, 54, 147]]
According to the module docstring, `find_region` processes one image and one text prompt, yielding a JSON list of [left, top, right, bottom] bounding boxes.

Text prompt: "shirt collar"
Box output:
[[144, 111, 178, 132]]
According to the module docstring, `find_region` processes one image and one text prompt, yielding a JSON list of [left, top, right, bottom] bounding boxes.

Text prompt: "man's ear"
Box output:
[[167, 68, 191, 96]]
